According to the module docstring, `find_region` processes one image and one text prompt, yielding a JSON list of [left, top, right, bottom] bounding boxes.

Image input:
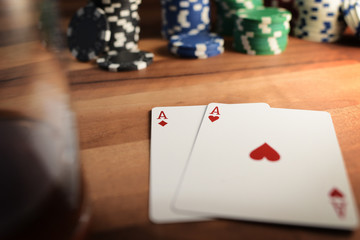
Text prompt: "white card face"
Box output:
[[149, 105, 207, 223], [173, 106, 359, 229], [149, 103, 270, 223]]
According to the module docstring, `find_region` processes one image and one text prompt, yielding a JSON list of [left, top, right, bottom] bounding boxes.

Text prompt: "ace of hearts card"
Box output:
[[173, 103, 358, 230]]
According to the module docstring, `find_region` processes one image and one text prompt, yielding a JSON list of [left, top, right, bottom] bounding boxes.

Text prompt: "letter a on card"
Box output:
[[157, 111, 168, 127], [208, 106, 220, 122]]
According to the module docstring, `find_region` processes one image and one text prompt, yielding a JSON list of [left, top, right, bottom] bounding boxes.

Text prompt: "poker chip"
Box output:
[[93, 0, 155, 71], [97, 0, 141, 53], [264, 0, 298, 29], [160, 0, 211, 39], [96, 50, 154, 71], [68, 0, 155, 71], [170, 45, 224, 59], [293, 0, 346, 42], [236, 17, 291, 37], [214, 0, 264, 36], [233, 32, 288, 55], [67, 2, 111, 62], [233, 7, 292, 55], [168, 32, 224, 59], [169, 32, 224, 50], [341, 0, 360, 38], [236, 7, 292, 24], [161, 0, 225, 58]]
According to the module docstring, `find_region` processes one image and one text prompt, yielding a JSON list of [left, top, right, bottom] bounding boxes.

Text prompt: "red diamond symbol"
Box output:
[[158, 120, 168, 127]]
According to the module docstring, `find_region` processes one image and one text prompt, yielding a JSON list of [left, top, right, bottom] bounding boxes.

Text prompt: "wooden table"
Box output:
[[3, 0, 360, 239]]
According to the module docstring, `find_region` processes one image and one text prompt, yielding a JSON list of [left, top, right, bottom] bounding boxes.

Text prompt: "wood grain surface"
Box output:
[[2, 0, 360, 239]]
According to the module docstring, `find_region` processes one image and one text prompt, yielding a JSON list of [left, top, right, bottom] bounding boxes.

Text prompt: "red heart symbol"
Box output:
[[250, 143, 280, 162], [329, 188, 344, 198], [208, 116, 219, 122]]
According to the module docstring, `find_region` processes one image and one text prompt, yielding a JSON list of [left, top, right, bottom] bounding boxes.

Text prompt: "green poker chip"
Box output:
[[247, 38, 288, 49], [215, 15, 234, 36], [215, 0, 263, 9], [233, 35, 288, 54], [234, 36, 288, 51], [234, 31, 289, 45], [233, 42, 287, 55], [235, 26, 290, 38], [235, 19, 291, 36], [233, 30, 288, 43], [235, 39, 288, 50], [233, 6, 292, 56], [214, 0, 264, 36], [235, 7, 292, 24]]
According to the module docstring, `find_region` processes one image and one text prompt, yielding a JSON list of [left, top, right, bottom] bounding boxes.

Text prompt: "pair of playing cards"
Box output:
[[149, 103, 358, 229]]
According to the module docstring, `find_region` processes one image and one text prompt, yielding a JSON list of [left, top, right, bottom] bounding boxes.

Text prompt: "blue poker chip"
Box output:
[[169, 45, 224, 59], [161, 0, 211, 39], [169, 32, 224, 51]]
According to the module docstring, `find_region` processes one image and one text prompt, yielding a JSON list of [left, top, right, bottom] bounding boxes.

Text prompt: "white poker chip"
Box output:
[[294, 0, 345, 42]]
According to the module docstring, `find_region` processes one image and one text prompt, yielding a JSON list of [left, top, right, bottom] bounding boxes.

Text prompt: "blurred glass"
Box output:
[[0, 0, 90, 239]]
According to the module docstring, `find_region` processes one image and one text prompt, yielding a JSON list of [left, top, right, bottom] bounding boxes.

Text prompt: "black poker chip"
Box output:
[[67, 3, 111, 62], [106, 15, 139, 52], [96, 50, 154, 71], [93, 0, 136, 9], [92, 0, 106, 8], [96, 0, 141, 53]]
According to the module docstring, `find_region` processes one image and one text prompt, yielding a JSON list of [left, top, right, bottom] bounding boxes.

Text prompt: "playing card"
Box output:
[[173, 106, 358, 229], [149, 105, 207, 223], [149, 103, 270, 223]]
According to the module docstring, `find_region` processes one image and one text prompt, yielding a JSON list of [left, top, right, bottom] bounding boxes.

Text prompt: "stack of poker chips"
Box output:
[[293, 0, 346, 43], [94, 0, 154, 71], [161, 0, 225, 59], [341, 0, 360, 39], [67, 1, 154, 71], [233, 7, 292, 55], [93, 0, 141, 54], [214, 0, 264, 36], [67, 2, 111, 62], [160, 0, 211, 39]]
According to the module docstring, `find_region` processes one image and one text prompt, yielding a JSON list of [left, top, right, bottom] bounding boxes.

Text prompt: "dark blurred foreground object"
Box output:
[[0, 0, 90, 239]]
